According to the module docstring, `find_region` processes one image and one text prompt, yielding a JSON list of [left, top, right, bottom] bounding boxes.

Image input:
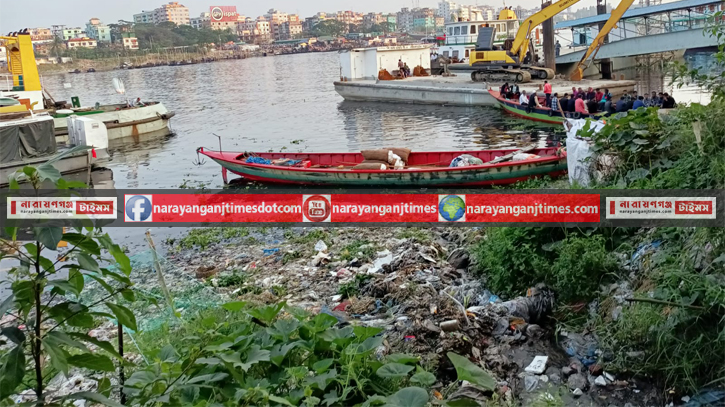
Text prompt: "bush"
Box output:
[[473, 228, 618, 303]]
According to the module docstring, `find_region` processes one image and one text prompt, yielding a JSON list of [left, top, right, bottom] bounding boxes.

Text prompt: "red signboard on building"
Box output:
[[210, 6, 238, 22]]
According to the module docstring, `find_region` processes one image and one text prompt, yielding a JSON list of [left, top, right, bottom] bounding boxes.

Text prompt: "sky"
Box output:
[[0, 0, 598, 32]]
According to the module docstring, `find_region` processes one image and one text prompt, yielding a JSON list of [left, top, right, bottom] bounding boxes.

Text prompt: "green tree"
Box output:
[[0, 147, 135, 405], [310, 19, 348, 37]]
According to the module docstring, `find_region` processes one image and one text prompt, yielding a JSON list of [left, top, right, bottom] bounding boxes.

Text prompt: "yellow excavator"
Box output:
[[469, 0, 582, 83], [569, 0, 635, 80]]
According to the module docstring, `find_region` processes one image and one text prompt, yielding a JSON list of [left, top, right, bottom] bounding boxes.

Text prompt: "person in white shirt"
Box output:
[[519, 90, 528, 106]]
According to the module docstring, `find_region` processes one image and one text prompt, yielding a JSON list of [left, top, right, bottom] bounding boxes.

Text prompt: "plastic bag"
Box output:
[[565, 119, 605, 187], [450, 154, 483, 168], [388, 151, 402, 165], [512, 153, 540, 161]]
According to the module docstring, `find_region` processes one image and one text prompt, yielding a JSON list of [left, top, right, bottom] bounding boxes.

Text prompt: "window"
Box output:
[[452, 50, 459, 58], [443, 51, 450, 57], [461, 26, 467, 35], [465, 49, 469, 57], [471, 25, 476, 34], [454, 26, 460, 35]]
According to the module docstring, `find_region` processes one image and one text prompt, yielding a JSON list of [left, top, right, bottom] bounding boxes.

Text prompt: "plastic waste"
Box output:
[[495, 284, 554, 323], [314, 240, 328, 252], [450, 154, 484, 168], [262, 248, 279, 256], [512, 153, 541, 161], [525, 356, 549, 374], [683, 389, 725, 407], [562, 332, 598, 367], [630, 240, 662, 270], [245, 157, 272, 165]]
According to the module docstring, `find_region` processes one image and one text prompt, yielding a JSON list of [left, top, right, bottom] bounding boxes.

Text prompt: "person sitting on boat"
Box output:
[[519, 90, 529, 106], [510, 83, 520, 99], [586, 87, 596, 101], [501, 82, 509, 96], [616, 96, 628, 113], [605, 95, 616, 114], [662, 93, 676, 108], [595, 89, 603, 103], [586, 97, 598, 114], [528, 91, 542, 109], [133, 97, 145, 107], [567, 95, 576, 113], [633, 95, 645, 110], [559, 93, 570, 112], [571, 87, 578, 99], [550, 93, 560, 114], [575, 94, 589, 115]]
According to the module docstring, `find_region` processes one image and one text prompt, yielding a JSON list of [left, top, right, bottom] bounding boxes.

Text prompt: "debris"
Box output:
[[524, 375, 539, 392], [496, 284, 554, 324], [589, 364, 603, 376], [314, 240, 328, 252], [331, 294, 343, 302], [333, 301, 349, 312], [440, 320, 460, 332], [263, 248, 280, 256], [573, 388, 584, 397], [603, 372, 615, 382], [311, 251, 331, 267], [447, 248, 470, 269], [368, 250, 393, 274], [561, 366, 574, 377], [567, 373, 588, 391], [404, 335, 415, 341], [594, 376, 608, 387], [524, 356, 549, 374], [563, 332, 598, 367]]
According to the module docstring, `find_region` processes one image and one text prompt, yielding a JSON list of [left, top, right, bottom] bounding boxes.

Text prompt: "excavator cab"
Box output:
[[475, 26, 496, 51]]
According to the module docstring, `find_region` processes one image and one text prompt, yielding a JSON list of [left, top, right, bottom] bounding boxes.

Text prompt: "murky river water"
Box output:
[[42, 52, 562, 189]]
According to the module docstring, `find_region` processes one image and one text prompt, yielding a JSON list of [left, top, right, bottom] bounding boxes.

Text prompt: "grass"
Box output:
[[396, 228, 431, 244], [339, 239, 377, 261], [338, 274, 374, 299], [215, 271, 246, 288], [169, 227, 249, 250], [291, 229, 329, 244]]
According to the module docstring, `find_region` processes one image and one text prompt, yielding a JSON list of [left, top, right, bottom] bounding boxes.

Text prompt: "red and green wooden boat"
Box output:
[[198, 146, 567, 187], [489, 90, 603, 125]]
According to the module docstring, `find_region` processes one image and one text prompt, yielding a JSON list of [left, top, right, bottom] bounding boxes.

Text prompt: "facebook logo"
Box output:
[[124, 195, 153, 222]]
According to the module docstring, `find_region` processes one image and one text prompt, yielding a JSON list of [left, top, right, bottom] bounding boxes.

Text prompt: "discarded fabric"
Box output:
[[450, 154, 484, 168], [246, 157, 272, 165]]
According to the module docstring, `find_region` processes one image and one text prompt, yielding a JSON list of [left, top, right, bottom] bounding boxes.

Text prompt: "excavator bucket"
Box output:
[[570, 67, 584, 81]]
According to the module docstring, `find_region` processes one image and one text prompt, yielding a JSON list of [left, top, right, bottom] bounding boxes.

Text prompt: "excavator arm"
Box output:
[[510, 0, 583, 62], [570, 0, 635, 80]]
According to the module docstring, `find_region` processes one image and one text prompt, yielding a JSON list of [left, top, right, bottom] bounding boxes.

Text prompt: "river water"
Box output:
[[42, 52, 561, 189]]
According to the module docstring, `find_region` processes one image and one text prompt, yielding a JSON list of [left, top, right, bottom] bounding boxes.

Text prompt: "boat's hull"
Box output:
[[490, 90, 603, 124], [0, 151, 101, 187], [202, 149, 567, 187], [53, 103, 173, 141]]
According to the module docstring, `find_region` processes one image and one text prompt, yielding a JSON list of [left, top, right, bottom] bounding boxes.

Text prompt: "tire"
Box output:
[[573, 112, 581, 119], [516, 73, 524, 82], [471, 72, 477, 81], [538, 70, 548, 79]]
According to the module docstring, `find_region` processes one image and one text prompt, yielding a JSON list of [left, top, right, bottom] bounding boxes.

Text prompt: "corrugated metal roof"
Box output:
[[555, 0, 723, 29]]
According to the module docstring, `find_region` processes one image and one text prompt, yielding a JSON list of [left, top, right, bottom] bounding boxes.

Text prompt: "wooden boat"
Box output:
[[198, 147, 567, 187], [489, 90, 604, 125]]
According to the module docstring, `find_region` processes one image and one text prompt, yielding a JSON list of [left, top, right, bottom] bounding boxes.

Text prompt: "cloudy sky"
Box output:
[[0, 0, 597, 31]]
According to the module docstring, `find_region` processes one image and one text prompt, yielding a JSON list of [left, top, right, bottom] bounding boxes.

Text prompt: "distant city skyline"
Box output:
[[0, 0, 600, 31]]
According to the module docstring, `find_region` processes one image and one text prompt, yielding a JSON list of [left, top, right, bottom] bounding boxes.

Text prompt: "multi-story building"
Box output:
[[265, 9, 289, 41], [280, 21, 303, 39], [396, 8, 415, 32], [51, 25, 65, 39], [457, 5, 484, 21], [61, 27, 85, 41], [155, 2, 190, 26], [67, 37, 97, 48], [363, 13, 385, 29], [29, 28, 53, 41], [133, 10, 156, 24], [438, 1, 457, 22], [86, 18, 111, 42], [412, 8, 436, 32], [304, 12, 328, 31], [435, 16, 445, 29], [238, 17, 271, 43], [123, 37, 139, 50], [334, 10, 363, 26], [190, 12, 210, 29]]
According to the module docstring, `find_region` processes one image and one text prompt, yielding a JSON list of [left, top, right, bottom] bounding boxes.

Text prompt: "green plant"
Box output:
[[216, 271, 246, 288], [338, 274, 374, 299], [123, 301, 439, 406], [172, 227, 249, 250], [292, 229, 329, 244], [0, 155, 134, 406], [396, 228, 431, 243], [340, 240, 377, 261]]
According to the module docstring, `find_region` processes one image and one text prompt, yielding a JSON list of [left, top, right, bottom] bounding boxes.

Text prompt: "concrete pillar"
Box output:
[[541, 0, 555, 71], [597, 0, 612, 79]]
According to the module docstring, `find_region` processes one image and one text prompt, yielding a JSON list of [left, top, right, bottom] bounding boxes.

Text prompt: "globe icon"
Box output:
[[438, 195, 466, 221]]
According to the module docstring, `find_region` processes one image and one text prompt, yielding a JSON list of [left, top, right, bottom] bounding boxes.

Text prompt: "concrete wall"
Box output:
[[378, 48, 431, 74], [340, 47, 432, 80]]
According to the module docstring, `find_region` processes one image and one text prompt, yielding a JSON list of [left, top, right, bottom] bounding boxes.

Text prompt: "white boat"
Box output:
[[0, 114, 108, 186], [52, 102, 175, 142], [436, 9, 521, 62]]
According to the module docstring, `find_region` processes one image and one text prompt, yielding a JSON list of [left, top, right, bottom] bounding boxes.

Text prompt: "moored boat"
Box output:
[[489, 90, 604, 125], [52, 103, 175, 141], [198, 147, 567, 187]]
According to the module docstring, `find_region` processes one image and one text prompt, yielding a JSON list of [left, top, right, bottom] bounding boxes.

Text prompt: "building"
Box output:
[[280, 20, 303, 39], [304, 12, 328, 31], [397, 8, 415, 32], [209, 6, 239, 30], [67, 37, 97, 48], [155, 2, 190, 25], [190, 12, 210, 29], [435, 16, 445, 29], [335, 10, 363, 26], [363, 13, 385, 29], [123, 37, 139, 50], [412, 8, 436, 32], [438, 1, 457, 21], [133, 10, 156, 24], [238, 17, 271, 43], [29, 28, 53, 41], [61, 27, 85, 41], [265, 9, 289, 41], [86, 18, 111, 42]]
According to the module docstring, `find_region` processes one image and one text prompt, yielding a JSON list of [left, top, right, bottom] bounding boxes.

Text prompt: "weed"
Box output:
[[270, 285, 288, 297], [340, 239, 377, 261], [292, 229, 329, 244], [396, 228, 431, 243], [282, 250, 303, 264], [173, 228, 249, 250], [338, 274, 374, 298], [215, 271, 246, 288]]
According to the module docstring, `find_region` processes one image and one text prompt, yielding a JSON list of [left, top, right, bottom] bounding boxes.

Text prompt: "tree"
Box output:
[[0, 147, 135, 406], [49, 36, 66, 60], [310, 20, 348, 37]]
